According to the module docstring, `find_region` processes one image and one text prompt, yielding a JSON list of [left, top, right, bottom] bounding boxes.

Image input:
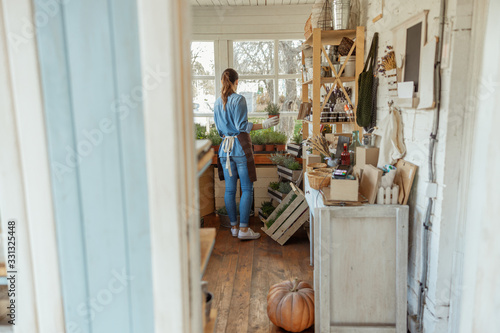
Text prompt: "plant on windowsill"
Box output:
[[207, 128, 222, 154], [265, 102, 280, 119], [274, 131, 288, 152], [262, 130, 276, 152], [250, 131, 264, 152]]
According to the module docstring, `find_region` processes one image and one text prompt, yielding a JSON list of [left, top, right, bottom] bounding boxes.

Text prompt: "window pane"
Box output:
[[238, 79, 274, 113], [192, 79, 216, 113], [278, 79, 301, 112], [191, 41, 215, 76], [279, 40, 303, 75], [233, 41, 274, 75]]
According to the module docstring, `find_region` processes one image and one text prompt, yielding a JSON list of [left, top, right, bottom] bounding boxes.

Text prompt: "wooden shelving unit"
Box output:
[[200, 228, 216, 277], [301, 27, 365, 139]]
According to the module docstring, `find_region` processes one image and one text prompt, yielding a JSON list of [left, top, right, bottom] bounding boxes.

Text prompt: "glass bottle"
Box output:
[[349, 130, 361, 165], [341, 143, 350, 166]]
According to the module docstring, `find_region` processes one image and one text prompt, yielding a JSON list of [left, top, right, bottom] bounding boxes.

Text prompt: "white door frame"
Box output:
[[137, 0, 202, 332], [0, 0, 65, 332]]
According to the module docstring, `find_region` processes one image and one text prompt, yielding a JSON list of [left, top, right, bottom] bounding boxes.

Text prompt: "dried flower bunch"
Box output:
[[378, 46, 396, 74], [310, 134, 332, 158]]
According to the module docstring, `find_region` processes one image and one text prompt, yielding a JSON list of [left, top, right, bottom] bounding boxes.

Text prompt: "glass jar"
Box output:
[[348, 130, 361, 165]]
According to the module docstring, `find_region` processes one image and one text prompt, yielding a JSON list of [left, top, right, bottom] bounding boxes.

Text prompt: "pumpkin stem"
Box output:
[[291, 277, 299, 292]]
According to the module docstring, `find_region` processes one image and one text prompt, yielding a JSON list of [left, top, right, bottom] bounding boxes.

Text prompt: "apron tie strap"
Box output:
[[221, 136, 236, 177]]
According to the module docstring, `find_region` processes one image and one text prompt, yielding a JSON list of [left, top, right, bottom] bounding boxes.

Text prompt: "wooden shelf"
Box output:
[[302, 76, 355, 85], [302, 120, 355, 125], [304, 29, 357, 46], [198, 149, 215, 177], [200, 228, 216, 277]]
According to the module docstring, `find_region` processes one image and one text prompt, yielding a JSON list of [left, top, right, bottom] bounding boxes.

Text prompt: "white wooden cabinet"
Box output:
[[313, 206, 409, 333]]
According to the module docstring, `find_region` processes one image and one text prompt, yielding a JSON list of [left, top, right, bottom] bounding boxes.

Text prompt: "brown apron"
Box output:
[[217, 132, 257, 182]]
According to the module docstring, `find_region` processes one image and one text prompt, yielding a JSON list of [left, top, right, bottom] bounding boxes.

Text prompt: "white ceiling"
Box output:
[[192, 0, 316, 6]]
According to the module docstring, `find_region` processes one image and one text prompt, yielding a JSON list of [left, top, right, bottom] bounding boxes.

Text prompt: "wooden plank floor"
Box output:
[[202, 214, 314, 333]]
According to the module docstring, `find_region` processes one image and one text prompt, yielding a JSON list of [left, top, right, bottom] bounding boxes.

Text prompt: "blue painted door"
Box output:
[[34, 0, 154, 332]]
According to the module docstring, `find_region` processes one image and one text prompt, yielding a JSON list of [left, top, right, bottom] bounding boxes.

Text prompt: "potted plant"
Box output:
[[267, 181, 292, 202], [265, 102, 280, 119], [275, 131, 288, 152], [207, 128, 222, 154], [263, 130, 275, 152], [251, 131, 264, 152], [287, 132, 303, 157], [269, 153, 303, 182]]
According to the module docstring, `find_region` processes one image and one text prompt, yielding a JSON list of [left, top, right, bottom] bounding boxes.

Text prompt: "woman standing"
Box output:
[[214, 68, 279, 240]]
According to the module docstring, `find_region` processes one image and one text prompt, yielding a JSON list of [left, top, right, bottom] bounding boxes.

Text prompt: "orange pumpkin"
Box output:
[[267, 278, 314, 332]]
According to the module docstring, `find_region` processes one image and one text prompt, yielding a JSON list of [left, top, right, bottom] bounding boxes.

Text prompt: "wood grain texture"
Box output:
[[202, 214, 314, 332]]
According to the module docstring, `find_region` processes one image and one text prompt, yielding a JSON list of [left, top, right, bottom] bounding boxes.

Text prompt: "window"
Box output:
[[191, 41, 216, 114], [191, 39, 303, 137], [232, 40, 303, 113]]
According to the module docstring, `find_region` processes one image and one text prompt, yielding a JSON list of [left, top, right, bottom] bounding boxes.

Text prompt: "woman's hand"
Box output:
[[262, 117, 280, 129]]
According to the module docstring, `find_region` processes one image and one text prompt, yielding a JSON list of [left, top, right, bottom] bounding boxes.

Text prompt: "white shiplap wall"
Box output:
[[191, 0, 316, 6], [192, 4, 310, 39]]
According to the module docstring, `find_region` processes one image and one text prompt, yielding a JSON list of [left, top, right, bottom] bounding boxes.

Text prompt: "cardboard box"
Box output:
[[256, 166, 278, 178], [325, 132, 352, 143], [199, 166, 214, 216], [330, 178, 359, 201], [356, 147, 379, 168], [305, 153, 322, 166]]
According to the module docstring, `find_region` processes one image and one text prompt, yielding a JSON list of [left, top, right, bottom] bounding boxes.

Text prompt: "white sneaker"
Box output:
[[238, 228, 261, 240], [231, 227, 239, 237]]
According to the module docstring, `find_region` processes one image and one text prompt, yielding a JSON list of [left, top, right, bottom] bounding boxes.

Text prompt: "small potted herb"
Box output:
[[207, 128, 222, 154], [269, 153, 303, 182], [274, 131, 288, 152], [265, 102, 280, 119], [251, 131, 264, 152], [287, 132, 303, 157], [263, 131, 275, 152]]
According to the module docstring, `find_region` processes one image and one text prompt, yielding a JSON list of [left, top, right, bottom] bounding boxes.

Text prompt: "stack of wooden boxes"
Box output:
[[253, 166, 279, 213], [214, 167, 240, 210]]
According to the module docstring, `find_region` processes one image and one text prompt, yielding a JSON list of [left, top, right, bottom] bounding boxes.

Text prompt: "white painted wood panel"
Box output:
[[0, 1, 65, 332], [314, 206, 409, 333], [192, 4, 310, 38]]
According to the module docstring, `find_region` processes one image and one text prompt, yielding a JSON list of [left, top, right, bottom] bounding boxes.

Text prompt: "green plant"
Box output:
[[292, 132, 302, 145], [265, 102, 280, 116], [266, 194, 297, 228], [273, 131, 288, 145], [196, 123, 207, 139], [269, 182, 280, 191], [285, 161, 302, 171], [269, 153, 287, 166], [278, 182, 292, 194], [250, 131, 263, 145], [207, 128, 222, 146], [260, 201, 276, 218]]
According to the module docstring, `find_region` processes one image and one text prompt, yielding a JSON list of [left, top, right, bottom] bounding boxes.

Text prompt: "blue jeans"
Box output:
[[220, 156, 253, 228]]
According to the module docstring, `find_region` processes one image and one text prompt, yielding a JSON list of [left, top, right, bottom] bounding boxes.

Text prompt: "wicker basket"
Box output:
[[316, 167, 334, 175], [338, 37, 355, 56], [306, 163, 327, 173], [308, 171, 331, 190]]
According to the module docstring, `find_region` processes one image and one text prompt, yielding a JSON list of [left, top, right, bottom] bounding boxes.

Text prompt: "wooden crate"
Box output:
[[267, 187, 286, 203], [287, 143, 302, 157], [261, 184, 309, 246], [277, 165, 302, 182]]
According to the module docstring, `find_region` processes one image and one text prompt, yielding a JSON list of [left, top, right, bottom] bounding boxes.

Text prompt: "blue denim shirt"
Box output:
[[213, 93, 253, 157]]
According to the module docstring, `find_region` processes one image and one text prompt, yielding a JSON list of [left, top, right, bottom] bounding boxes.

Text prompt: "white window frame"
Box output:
[[192, 37, 303, 118]]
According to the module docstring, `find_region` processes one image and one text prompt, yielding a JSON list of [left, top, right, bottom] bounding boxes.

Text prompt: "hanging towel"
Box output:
[[373, 108, 406, 168]]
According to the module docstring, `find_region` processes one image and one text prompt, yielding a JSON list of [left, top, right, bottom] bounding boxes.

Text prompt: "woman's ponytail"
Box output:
[[221, 68, 238, 110]]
